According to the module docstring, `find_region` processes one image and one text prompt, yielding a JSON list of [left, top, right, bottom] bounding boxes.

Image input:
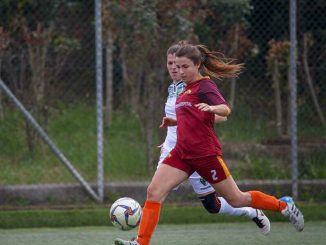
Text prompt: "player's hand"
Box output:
[[195, 103, 212, 112], [160, 117, 177, 128]]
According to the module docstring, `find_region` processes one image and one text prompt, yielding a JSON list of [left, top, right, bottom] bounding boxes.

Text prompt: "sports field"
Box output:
[[1, 222, 325, 245]]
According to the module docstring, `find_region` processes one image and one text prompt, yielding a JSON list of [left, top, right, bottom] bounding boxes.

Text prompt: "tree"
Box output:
[[0, 0, 81, 152], [194, 0, 252, 107], [102, 1, 119, 127], [105, 0, 197, 172], [301, 33, 326, 126], [267, 40, 290, 137], [0, 27, 10, 120]]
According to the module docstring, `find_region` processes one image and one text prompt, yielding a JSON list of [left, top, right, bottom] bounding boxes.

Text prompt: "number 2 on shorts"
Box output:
[[210, 169, 218, 181]]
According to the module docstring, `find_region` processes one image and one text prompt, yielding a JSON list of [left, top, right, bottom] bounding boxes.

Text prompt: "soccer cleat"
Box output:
[[280, 196, 304, 232], [114, 238, 140, 245], [251, 209, 271, 235]]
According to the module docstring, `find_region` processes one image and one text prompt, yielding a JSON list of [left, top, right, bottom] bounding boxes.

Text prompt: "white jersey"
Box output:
[[162, 81, 185, 151]]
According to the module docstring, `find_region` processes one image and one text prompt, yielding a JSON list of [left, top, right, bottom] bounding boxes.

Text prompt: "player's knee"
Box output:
[[199, 192, 221, 213], [146, 185, 157, 200], [146, 184, 163, 202]]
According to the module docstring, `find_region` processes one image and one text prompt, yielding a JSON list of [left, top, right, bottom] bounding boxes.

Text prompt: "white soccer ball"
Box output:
[[109, 197, 142, 230]]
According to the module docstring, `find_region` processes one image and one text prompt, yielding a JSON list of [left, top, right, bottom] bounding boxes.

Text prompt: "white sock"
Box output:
[[218, 197, 257, 219]]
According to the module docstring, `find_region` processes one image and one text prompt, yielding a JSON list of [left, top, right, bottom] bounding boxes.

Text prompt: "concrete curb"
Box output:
[[1, 180, 325, 205]]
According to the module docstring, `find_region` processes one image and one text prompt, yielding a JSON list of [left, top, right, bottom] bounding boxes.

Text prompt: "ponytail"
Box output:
[[176, 44, 243, 79]]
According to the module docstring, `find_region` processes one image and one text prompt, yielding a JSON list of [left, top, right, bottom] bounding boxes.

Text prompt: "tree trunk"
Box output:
[[272, 58, 283, 136], [286, 66, 291, 136], [302, 33, 326, 126], [0, 90, 3, 120], [105, 30, 114, 126], [24, 23, 52, 152], [145, 120, 155, 174], [25, 118, 35, 153], [0, 59, 4, 120], [229, 24, 239, 108]]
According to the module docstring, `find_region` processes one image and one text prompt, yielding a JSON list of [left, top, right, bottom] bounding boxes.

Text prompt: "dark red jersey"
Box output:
[[174, 77, 227, 159]]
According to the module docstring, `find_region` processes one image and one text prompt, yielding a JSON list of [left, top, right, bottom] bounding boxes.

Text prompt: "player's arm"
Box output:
[[195, 103, 231, 117], [214, 114, 227, 123], [196, 80, 231, 117], [159, 117, 177, 128]]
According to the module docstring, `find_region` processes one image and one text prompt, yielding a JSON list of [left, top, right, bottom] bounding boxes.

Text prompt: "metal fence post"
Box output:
[[95, 0, 104, 202], [289, 0, 298, 200]]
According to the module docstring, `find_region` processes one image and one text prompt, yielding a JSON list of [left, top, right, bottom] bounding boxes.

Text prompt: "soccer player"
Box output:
[[157, 42, 270, 234], [115, 42, 304, 245]]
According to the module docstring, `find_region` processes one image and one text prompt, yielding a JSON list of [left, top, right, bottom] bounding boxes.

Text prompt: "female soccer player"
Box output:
[[157, 42, 270, 234], [115, 43, 304, 245]]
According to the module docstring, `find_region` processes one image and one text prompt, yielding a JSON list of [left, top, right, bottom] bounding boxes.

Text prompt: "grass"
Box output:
[[0, 103, 325, 185], [0, 203, 325, 229], [0, 105, 148, 184], [299, 150, 326, 179], [0, 222, 325, 245], [1, 203, 325, 244], [217, 105, 273, 142], [231, 154, 291, 180]]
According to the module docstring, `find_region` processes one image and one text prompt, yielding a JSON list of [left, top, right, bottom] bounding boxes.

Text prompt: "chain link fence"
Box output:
[[0, 0, 325, 204], [0, 0, 101, 202]]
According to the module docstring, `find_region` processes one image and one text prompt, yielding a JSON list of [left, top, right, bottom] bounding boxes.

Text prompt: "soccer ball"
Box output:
[[109, 197, 142, 230]]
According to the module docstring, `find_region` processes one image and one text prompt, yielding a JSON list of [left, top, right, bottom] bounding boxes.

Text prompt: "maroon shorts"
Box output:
[[162, 148, 231, 184]]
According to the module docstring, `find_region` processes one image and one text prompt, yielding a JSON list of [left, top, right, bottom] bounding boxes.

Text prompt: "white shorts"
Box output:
[[158, 146, 215, 195]]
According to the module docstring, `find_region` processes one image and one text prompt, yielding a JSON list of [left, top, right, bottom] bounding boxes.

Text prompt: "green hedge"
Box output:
[[1, 203, 325, 229]]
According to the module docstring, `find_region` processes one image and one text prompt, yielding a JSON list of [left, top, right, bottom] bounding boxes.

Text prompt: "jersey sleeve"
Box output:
[[198, 80, 227, 106]]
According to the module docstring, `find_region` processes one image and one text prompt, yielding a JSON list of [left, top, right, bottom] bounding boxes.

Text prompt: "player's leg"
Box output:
[[141, 164, 189, 245], [189, 172, 270, 235], [116, 150, 191, 245], [115, 164, 188, 245], [190, 172, 245, 215], [197, 156, 303, 231], [189, 172, 232, 214], [157, 146, 182, 192]]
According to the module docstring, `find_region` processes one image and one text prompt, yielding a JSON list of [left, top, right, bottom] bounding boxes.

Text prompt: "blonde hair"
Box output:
[[175, 44, 243, 79]]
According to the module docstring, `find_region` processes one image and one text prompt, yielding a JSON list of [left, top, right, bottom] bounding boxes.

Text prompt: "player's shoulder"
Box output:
[[176, 81, 186, 96], [167, 81, 174, 89], [198, 78, 218, 91], [167, 81, 175, 93], [168, 81, 185, 98], [200, 78, 216, 85], [176, 80, 185, 88], [168, 80, 184, 89]]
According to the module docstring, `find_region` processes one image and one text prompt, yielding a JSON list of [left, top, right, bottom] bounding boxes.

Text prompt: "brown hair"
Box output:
[[175, 44, 243, 79], [166, 40, 189, 56]]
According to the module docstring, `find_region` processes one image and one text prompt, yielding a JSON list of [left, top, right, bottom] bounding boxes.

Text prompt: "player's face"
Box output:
[[167, 53, 181, 82], [175, 56, 200, 84]]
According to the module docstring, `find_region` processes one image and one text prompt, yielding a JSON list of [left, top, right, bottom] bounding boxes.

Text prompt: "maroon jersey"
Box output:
[[174, 77, 227, 159]]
